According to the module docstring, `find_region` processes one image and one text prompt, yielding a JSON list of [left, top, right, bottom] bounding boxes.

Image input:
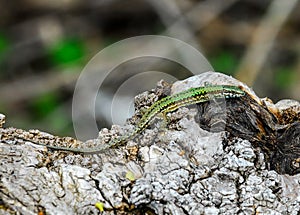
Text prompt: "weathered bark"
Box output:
[[197, 92, 300, 175], [0, 72, 299, 214]]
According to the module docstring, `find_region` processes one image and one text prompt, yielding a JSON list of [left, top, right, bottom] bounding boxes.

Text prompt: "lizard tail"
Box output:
[[21, 137, 112, 154]]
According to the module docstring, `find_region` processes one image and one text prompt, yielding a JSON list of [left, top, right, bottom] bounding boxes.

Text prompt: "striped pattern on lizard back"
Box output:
[[22, 85, 245, 154]]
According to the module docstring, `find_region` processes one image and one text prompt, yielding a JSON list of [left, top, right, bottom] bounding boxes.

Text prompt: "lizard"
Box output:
[[19, 85, 246, 154]]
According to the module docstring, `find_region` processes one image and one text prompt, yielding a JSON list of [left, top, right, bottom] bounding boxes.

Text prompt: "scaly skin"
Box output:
[[21, 85, 246, 154]]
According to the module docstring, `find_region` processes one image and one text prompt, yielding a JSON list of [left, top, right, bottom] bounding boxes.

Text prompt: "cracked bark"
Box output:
[[0, 72, 300, 215]]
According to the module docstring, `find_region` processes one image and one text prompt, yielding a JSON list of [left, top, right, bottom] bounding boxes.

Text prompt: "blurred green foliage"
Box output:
[[210, 51, 238, 75], [274, 67, 296, 89], [29, 92, 72, 135], [30, 92, 60, 119], [0, 33, 9, 66], [45, 109, 72, 135], [48, 38, 85, 68], [0, 33, 9, 53]]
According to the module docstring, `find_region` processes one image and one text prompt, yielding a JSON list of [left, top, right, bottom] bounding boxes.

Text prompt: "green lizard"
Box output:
[[21, 85, 246, 154]]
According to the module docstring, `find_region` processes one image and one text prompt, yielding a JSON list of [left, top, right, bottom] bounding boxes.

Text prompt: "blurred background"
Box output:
[[0, 0, 299, 138]]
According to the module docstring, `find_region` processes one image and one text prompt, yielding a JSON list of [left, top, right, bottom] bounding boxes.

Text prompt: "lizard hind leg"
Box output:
[[156, 111, 171, 135]]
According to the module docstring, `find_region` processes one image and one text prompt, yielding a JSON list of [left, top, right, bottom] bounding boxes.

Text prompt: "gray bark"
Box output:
[[0, 72, 299, 214]]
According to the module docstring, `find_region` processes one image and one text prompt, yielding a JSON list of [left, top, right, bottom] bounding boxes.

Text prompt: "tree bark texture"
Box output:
[[0, 72, 299, 214]]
